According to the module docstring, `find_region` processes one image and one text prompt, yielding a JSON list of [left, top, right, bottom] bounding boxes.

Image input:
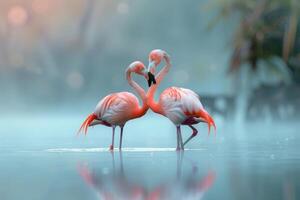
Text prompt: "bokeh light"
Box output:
[[7, 5, 28, 27]]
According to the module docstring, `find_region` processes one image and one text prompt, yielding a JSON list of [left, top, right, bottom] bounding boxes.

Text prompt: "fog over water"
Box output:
[[0, 113, 299, 199]]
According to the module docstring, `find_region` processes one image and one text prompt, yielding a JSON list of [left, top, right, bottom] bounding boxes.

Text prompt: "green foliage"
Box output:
[[207, 0, 300, 82]]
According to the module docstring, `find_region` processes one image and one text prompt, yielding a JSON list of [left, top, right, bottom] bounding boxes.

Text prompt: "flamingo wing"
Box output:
[[94, 92, 139, 125], [159, 87, 204, 124]]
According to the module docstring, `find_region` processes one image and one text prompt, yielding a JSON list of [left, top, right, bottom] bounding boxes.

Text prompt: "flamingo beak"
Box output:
[[198, 109, 216, 135], [147, 61, 157, 87], [147, 72, 156, 87]]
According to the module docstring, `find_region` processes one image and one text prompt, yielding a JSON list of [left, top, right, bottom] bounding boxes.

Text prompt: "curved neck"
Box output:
[[126, 70, 148, 117], [147, 56, 171, 114]]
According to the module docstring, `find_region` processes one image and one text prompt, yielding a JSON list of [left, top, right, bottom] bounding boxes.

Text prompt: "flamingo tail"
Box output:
[[77, 113, 97, 135], [197, 109, 216, 135]]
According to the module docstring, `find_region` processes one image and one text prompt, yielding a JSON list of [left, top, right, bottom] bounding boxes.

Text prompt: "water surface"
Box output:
[[0, 116, 299, 200]]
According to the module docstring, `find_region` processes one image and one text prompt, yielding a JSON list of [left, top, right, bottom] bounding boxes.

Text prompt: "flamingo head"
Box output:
[[127, 61, 149, 80], [148, 49, 165, 67], [147, 49, 170, 87]]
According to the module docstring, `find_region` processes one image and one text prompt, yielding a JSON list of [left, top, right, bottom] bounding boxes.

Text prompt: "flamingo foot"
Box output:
[[176, 147, 181, 151], [109, 145, 114, 151]]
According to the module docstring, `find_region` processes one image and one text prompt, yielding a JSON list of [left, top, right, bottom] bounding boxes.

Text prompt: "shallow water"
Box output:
[[0, 115, 299, 200]]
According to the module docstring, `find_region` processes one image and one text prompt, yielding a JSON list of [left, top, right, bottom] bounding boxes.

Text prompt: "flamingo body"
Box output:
[[94, 92, 143, 126], [158, 87, 204, 125]]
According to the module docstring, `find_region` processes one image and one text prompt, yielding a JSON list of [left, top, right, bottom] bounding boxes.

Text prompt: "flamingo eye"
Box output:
[[149, 51, 163, 65], [134, 63, 146, 75], [150, 53, 158, 61], [136, 64, 142, 71]]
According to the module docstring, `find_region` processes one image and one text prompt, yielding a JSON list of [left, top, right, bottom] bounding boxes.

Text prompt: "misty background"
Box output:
[[1, 0, 299, 123], [0, 0, 234, 114]]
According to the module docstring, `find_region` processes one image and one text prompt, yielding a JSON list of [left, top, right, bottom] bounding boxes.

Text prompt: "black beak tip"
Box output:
[[148, 79, 151, 87], [147, 72, 156, 87]]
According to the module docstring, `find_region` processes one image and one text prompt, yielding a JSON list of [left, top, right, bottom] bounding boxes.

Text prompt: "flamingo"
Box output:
[[146, 49, 216, 150], [78, 61, 149, 151]]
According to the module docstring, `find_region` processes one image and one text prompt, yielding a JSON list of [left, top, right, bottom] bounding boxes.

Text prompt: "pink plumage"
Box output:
[[147, 49, 216, 150], [94, 92, 142, 126], [159, 87, 204, 124], [78, 61, 149, 151]]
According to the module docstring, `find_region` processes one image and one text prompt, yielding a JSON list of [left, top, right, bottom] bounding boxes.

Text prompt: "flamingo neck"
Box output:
[[126, 70, 148, 118], [147, 56, 171, 114]]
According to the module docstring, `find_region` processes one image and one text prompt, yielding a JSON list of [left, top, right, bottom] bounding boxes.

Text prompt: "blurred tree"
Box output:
[[206, 0, 300, 123]]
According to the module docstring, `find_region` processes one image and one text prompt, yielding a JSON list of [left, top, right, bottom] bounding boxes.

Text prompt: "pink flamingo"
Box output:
[[146, 49, 216, 150], [78, 61, 149, 151]]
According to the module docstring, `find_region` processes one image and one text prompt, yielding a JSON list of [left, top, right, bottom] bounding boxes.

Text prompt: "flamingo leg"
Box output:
[[179, 126, 184, 150], [119, 125, 124, 150], [183, 125, 198, 147], [176, 126, 180, 151], [176, 126, 184, 150], [109, 126, 116, 151]]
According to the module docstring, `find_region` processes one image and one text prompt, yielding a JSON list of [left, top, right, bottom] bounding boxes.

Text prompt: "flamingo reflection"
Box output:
[[77, 152, 215, 200]]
